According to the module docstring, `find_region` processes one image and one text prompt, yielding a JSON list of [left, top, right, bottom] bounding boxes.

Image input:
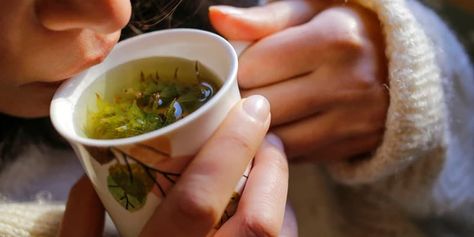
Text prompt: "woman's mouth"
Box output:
[[27, 79, 67, 90]]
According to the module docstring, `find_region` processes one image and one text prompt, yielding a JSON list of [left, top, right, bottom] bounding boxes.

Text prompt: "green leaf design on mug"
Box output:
[[107, 162, 155, 211]]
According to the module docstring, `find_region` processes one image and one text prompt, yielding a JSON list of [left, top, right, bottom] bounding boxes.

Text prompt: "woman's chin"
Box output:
[[2, 81, 66, 118], [1, 106, 50, 118]]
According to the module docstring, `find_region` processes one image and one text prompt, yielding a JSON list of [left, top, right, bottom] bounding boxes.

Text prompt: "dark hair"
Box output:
[[121, 0, 259, 39], [122, 0, 209, 39]]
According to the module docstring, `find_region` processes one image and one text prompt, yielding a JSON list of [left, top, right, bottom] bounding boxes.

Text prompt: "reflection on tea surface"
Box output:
[[85, 56, 221, 139]]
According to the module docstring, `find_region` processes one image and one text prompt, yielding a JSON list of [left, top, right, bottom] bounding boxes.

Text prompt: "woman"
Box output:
[[0, 0, 294, 236], [3, 0, 474, 236], [71, 0, 474, 235], [213, 0, 474, 236]]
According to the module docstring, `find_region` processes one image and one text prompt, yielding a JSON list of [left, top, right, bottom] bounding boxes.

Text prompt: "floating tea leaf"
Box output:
[[85, 57, 221, 139]]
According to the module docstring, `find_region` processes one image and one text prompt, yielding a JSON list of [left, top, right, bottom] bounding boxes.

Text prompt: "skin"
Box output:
[[1, 0, 389, 234], [210, 0, 389, 162], [60, 0, 390, 233], [0, 0, 293, 235], [0, 0, 388, 160], [0, 0, 130, 117], [59, 97, 294, 237]]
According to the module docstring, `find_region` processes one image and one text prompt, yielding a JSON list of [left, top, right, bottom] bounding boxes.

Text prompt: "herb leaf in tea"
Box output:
[[84, 57, 220, 139]]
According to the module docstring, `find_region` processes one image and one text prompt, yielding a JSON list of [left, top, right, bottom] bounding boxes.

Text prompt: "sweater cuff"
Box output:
[[325, 0, 447, 184], [0, 202, 64, 237]]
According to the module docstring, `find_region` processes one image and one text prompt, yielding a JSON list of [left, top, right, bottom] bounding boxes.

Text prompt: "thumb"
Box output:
[[209, 1, 328, 41]]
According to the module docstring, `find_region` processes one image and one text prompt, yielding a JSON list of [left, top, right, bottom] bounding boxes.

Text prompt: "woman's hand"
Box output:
[[58, 96, 297, 237], [210, 1, 389, 161]]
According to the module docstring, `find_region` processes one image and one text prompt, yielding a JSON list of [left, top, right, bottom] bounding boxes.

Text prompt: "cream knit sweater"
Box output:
[[296, 0, 474, 236], [1, 0, 473, 236]]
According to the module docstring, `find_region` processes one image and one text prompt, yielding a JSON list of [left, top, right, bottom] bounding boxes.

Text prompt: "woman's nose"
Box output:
[[35, 0, 132, 34]]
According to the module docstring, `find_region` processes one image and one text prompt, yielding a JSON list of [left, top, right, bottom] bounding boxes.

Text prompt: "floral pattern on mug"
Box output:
[[84, 135, 248, 225]]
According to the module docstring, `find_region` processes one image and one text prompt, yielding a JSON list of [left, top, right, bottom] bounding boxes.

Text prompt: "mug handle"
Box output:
[[229, 40, 252, 57]]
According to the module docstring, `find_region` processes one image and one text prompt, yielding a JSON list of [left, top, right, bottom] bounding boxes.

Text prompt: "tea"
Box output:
[[85, 56, 221, 139]]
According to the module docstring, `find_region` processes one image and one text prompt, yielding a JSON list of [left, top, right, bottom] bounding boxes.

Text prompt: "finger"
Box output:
[[58, 175, 105, 237], [209, 0, 327, 41], [242, 71, 387, 126], [236, 4, 370, 89], [141, 95, 271, 236], [301, 131, 384, 162], [272, 109, 384, 159], [216, 134, 288, 237], [241, 70, 331, 126]]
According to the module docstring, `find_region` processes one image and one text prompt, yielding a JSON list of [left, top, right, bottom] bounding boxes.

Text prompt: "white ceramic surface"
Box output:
[[50, 29, 245, 237]]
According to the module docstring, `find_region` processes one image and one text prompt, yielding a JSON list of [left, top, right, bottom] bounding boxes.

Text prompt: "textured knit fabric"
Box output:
[[316, 0, 474, 236], [1, 0, 473, 236], [327, 0, 448, 184], [0, 203, 63, 237], [0, 144, 82, 237], [0, 145, 119, 236]]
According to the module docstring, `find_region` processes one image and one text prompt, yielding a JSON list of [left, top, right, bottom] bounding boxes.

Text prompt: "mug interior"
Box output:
[[50, 29, 238, 147]]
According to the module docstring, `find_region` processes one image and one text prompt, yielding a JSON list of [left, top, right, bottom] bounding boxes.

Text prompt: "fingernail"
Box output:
[[242, 95, 270, 122], [209, 6, 244, 16], [266, 133, 284, 152]]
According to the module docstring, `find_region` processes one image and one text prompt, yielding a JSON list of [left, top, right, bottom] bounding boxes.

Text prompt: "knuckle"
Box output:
[[242, 214, 280, 237], [350, 71, 378, 90], [338, 56, 384, 90], [320, 7, 366, 54], [333, 31, 364, 55], [220, 131, 255, 156], [174, 187, 220, 226]]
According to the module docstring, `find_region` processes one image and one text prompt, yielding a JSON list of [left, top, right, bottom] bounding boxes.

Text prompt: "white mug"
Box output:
[[50, 29, 249, 237]]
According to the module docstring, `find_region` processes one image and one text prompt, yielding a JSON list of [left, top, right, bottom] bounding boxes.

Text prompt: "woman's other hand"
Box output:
[[59, 96, 297, 237], [210, 1, 389, 162]]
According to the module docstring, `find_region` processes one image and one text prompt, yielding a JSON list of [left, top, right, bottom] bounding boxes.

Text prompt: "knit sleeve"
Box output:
[[325, 0, 474, 184], [0, 202, 64, 237]]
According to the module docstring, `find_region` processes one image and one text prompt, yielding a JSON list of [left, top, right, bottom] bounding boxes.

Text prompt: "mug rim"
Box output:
[[50, 28, 239, 147]]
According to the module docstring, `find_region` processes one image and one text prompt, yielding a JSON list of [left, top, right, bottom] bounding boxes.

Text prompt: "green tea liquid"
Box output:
[[85, 57, 221, 139]]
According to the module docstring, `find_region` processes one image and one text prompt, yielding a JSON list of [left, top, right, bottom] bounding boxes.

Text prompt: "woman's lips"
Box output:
[[27, 79, 67, 90]]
